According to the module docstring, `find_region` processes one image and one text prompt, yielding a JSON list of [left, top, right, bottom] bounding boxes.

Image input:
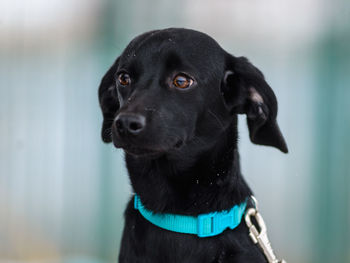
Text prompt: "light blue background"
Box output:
[[1, 0, 349, 262]]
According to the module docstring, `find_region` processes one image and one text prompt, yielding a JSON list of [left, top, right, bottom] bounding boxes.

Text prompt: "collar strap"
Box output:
[[134, 194, 247, 238]]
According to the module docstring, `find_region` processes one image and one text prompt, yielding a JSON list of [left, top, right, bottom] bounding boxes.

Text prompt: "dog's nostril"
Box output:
[[129, 121, 143, 132]]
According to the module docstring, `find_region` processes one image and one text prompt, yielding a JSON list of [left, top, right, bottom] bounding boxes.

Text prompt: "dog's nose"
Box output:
[[115, 113, 146, 136]]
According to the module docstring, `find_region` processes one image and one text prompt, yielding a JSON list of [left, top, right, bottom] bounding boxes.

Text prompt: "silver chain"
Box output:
[[245, 196, 287, 263]]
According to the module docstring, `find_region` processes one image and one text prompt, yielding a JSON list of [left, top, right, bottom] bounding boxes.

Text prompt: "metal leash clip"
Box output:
[[245, 196, 286, 263]]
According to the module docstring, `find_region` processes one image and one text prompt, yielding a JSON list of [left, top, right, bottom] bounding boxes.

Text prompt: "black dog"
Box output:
[[98, 28, 288, 263]]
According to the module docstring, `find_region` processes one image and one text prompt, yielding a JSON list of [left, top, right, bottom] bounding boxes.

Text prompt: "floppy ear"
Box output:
[[98, 57, 120, 143], [222, 55, 288, 153]]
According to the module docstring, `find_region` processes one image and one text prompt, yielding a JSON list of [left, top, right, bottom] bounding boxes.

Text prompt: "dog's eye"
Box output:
[[173, 75, 193, 89], [118, 73, 131, 86]]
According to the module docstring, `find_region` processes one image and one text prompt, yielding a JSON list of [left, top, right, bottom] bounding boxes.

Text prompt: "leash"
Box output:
[[245, 196, 287, 263]]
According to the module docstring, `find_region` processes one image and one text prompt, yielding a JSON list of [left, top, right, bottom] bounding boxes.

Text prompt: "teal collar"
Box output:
[[134, 194, 247, 238]]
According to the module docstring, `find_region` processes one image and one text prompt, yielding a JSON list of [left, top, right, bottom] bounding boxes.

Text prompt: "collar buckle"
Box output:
[[197, 204, 244, 237]]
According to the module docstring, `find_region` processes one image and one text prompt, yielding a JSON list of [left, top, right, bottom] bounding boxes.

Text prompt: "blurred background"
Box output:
[[1, 0, 349, 262]]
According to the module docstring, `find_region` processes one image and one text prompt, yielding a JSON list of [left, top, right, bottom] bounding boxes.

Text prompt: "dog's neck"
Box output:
[[125, 120, 252, 216]]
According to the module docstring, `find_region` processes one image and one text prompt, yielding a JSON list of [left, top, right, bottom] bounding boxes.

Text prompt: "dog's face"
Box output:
[[99, 28, 288, 157]]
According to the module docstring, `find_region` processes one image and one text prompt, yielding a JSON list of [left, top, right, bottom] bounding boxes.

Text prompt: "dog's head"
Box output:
[[98, 28, 288, 157]]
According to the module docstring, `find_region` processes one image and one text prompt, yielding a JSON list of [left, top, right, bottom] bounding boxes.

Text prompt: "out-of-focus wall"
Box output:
[[1, 0, 349, 262]]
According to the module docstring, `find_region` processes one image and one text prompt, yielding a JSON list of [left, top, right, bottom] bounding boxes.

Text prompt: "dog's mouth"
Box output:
[[113, 139, 184, 157], [123, 145, 162, 157]]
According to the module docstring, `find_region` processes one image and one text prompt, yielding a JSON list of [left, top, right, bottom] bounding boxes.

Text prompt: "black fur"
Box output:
[[98, 28, 288, 263]]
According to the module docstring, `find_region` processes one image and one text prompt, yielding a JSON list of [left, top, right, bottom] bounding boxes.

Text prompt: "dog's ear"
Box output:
[[98, 57, 120, 143], [222, 55, 288, 153]]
